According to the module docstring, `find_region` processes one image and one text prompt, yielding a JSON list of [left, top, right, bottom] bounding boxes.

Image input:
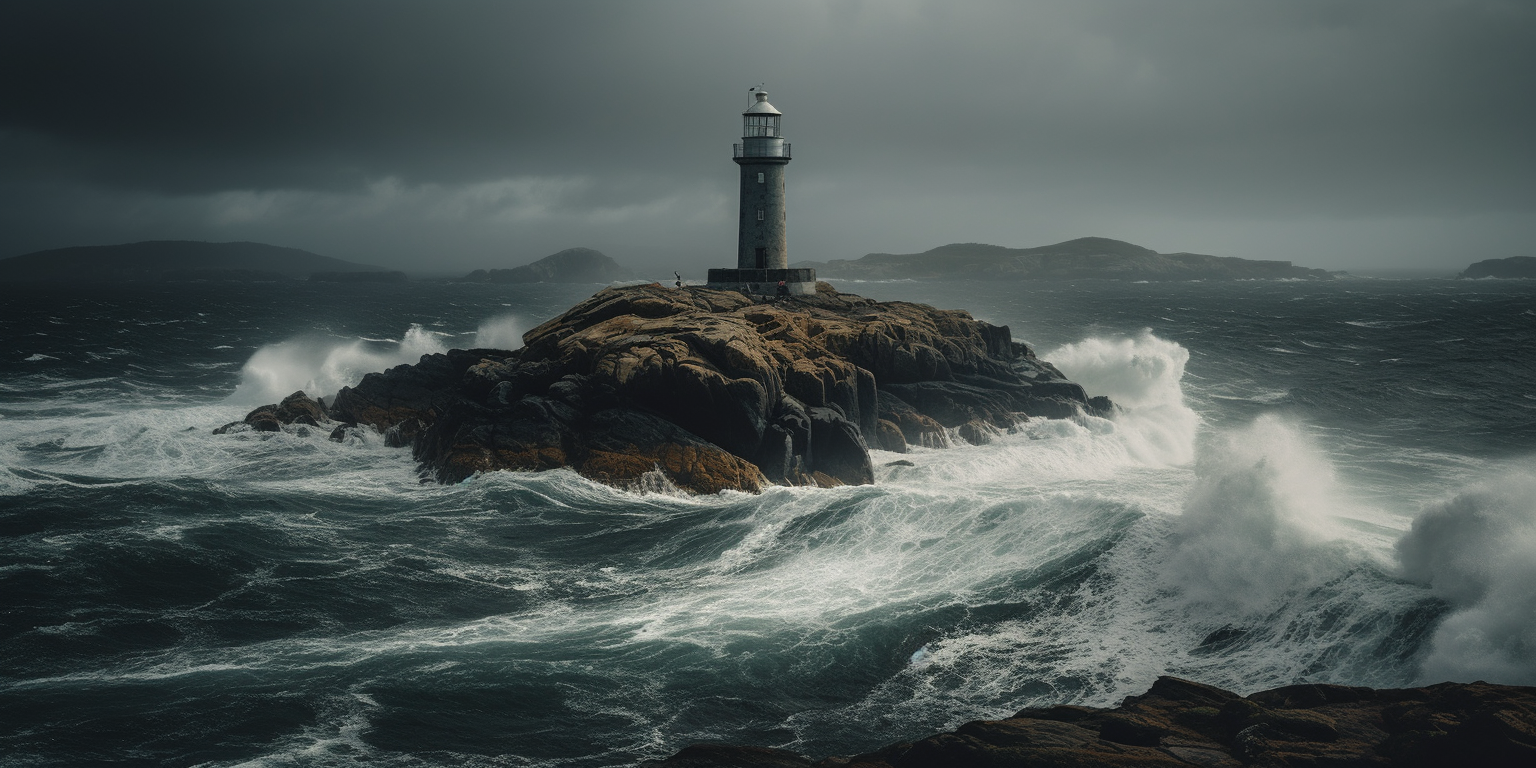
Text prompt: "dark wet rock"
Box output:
[[807, 406, 873, 486], [214, 391, 332, 434], [1087, 394, 1114, 418], [219, 284, 1107, 494], [274, 391, 327, 426], [646, 677, 1536, 768], [873, 419, 908, 453], [956, 419, 995, 446], [877, 393, 948, 449], [245, 407, 282, 432], [327, 423, 360, 442]]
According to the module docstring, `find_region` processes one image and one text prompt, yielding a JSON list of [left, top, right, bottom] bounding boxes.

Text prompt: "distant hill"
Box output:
[[792, 237, 1332, 281], [1460, 256, 1536, 279], [0, 241, 386, 282], [461, 247, 636, 284]]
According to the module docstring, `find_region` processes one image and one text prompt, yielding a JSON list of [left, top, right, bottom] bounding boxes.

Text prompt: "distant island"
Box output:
[[459, 247, 636, 283], [793, 237, 1332, 281], [1459, 256, 1536, 279], [0, 240, 388, 282]]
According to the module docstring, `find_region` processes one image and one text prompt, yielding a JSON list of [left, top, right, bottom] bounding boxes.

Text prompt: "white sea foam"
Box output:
[[1165, 415, 1350, 613], [1046, 331, 1200, 466], [230, 325, 448, 403], [1396, 464, 1536, 684], [0, 400, 423, 486], [797, 414, 1427, 734], [220, 690, 383, 768], [472, 314, 524, 351]]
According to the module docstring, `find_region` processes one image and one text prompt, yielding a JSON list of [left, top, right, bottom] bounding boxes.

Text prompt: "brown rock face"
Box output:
[[643, 677, 1536, 768], [230, 283, 1107, 493]]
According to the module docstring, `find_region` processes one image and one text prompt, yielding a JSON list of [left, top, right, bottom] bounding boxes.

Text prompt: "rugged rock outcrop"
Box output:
[[214, 391, 332, 434], [644, 677, 1536, 767], [221, 283, 1109, 493]]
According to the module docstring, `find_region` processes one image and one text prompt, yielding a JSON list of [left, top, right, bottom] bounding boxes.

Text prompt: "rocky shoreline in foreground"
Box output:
[[218, 282, 1109, 492], [642, 677, 1536, 768]]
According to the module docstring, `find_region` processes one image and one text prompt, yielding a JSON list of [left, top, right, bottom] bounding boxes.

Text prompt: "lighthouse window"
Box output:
[[757, 209, 764, 221], [743, 115, 780, 137], [757, 173, 764, 184]]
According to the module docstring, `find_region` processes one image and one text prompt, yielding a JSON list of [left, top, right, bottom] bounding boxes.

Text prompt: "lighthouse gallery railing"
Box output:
[[733, 142, 791, 159]]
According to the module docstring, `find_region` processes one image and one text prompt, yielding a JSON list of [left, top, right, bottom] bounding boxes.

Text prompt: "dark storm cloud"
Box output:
[[1, 1, 701, 191], [2, 0, 1533, 270]]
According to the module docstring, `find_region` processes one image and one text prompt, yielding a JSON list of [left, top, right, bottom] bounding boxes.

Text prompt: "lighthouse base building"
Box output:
[[706, 88, 817, 296], [705, 266, 817, 296]]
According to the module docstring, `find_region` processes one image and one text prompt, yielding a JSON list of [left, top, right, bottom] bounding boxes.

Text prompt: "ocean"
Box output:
[[2, 277, 1534, 767]]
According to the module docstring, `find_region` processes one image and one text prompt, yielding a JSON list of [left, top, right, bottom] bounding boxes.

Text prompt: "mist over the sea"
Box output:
[[2, 277, 1534, 766]]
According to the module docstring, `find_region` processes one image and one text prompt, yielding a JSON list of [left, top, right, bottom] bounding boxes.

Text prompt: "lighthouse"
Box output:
[[707, 88, 816, 295]]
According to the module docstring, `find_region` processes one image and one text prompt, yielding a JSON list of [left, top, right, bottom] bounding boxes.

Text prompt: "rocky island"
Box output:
[[219, 282, 1109, 493], [643, 676, 1536, 767]]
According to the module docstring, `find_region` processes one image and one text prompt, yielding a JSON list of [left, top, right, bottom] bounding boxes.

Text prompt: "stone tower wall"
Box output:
[[735, 160, 788, 270]]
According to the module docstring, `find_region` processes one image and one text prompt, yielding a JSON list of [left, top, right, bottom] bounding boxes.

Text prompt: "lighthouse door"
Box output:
[[754, 247, 767, 269]]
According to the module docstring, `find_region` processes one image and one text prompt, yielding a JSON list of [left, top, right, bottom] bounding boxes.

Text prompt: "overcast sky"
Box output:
[[2, 0, 1532, 274]]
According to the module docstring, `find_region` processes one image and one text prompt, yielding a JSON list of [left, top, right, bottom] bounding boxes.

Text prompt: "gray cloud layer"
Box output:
[[2, 0, 1532, 272]]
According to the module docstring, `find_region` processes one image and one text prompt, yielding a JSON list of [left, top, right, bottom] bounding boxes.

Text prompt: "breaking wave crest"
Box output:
[[473, 314, 524, 351], [1047, 331, 1200, 466], [229, 325, 448, 404], [1167, 414, 1348, 612], [1397, 465, 1536, 684]]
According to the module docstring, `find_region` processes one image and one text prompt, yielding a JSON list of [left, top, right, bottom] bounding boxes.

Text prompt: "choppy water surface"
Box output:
[[2, 278, 1534, 766]]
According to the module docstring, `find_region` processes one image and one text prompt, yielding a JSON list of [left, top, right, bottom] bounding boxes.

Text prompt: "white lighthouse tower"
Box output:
[[707, 88, 816, 295]]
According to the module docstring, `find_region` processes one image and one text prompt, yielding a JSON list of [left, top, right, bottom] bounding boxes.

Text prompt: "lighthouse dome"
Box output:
[[743, 90, 782, 116]]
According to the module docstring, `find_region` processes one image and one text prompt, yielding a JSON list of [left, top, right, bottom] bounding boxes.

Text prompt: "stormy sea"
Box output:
[[2, 276, 1534, 767]]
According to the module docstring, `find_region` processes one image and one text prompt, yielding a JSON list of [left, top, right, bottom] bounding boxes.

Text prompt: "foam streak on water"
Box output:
[[1, 278, 1533, 766]]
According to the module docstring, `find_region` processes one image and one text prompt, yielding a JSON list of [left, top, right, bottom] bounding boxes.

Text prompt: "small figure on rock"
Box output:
[[674, 271, 683, 288], [776, 279, 788, 300]]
